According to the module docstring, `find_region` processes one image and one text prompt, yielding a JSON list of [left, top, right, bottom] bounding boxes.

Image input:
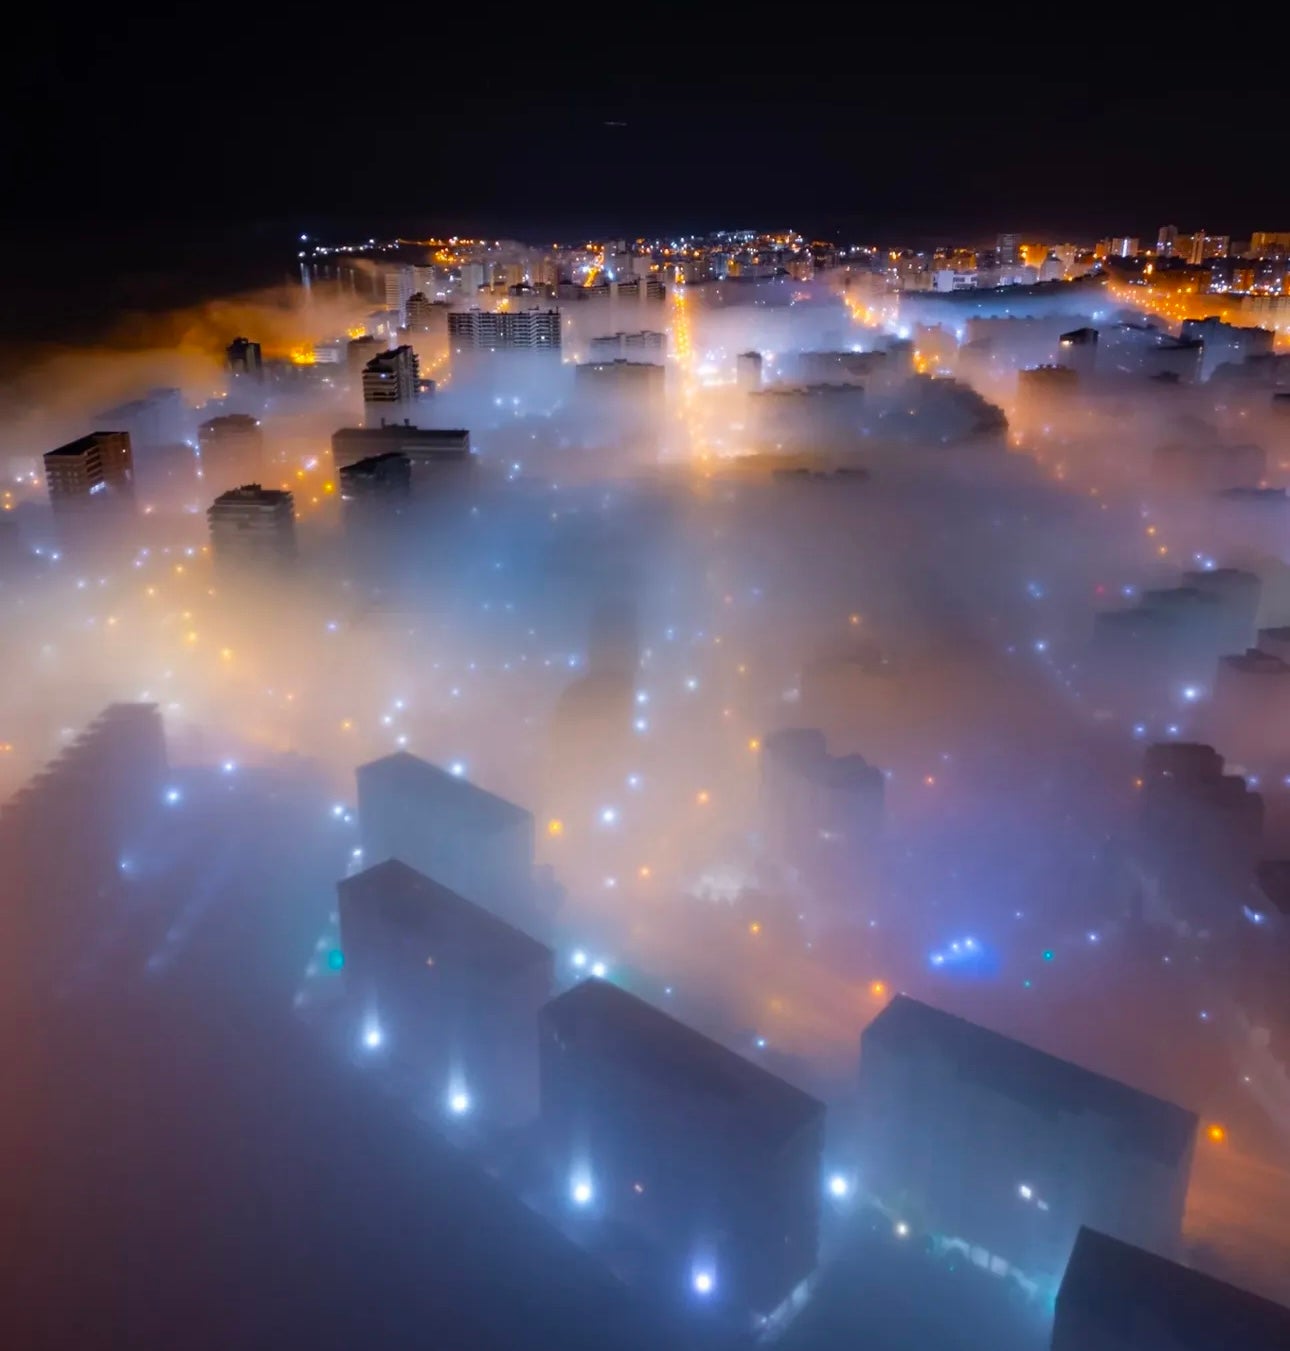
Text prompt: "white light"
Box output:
[[164, 788, 181, 805], [599, 806, 619, 826], [828, 1173, 849, 1198], [331, 804, 345, 818], [692, 1270, 714, 1296], [1182, 685, 1202, 702], [450, 761, 466, 777], [364, 1025, 383, 1049], [591, 961, 607, 978], [685, 677, 699, 691], [221, 760, 236, 774], [571, 949, 587, 968], [1018, 1184, 1033, 1200], [448, 1090, 471, 1115], [571, 1178, 593, 1206], [894, 1222, 910, 1238]]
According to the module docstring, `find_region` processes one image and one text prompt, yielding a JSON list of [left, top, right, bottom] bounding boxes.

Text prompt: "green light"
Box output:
[[327, 949, 345, 971], [1023, 979, 1033, 988], [1042, 950, 1054, 962]]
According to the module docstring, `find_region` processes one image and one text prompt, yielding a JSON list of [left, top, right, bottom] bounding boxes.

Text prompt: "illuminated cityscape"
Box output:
[[3, 25, 1289, 1351]]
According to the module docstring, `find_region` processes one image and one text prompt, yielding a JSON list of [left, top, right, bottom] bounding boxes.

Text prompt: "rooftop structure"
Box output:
[[540, 978, 824, 1313], [857, 995, 1196, 1285], [1054, 1226, 1290, 1351]]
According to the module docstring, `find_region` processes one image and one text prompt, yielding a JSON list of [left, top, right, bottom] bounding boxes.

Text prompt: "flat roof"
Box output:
[[542, 978, 824, 1148], [339, 859, 550, 975], [46, 431, 123, 458], [864, 996, 1197, 1167], [1057, 1227, 1290, 1350], [357, 751, 531, 835]]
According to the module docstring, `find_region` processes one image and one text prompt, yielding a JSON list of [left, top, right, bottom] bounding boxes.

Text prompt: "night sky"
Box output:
[[5, 16, 1283, 246]]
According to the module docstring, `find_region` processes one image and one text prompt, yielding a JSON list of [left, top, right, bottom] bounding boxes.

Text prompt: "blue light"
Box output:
[[692, 1269, 715, 1296]]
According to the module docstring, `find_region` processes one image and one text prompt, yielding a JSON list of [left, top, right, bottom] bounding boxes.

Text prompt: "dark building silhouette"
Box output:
[[857, 996, 1196, 1286], [357, 752, 536, 928], [207, 485, 296, 565], [225, 336, 262, 376], [539, 978, 824, 1316], [339, 451, 411, 501], [339, 859, 553, 1123], [1053, 1226, 1290, 1351]]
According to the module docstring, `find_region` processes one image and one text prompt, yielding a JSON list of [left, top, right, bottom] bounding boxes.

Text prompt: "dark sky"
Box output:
[[6, 14, 1285, 248]]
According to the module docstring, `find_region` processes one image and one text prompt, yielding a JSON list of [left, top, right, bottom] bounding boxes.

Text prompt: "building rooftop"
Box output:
[[46, 431, 121, 458], [1221, 648, 1290, 676], [210, 484, 292, 507], [339, 859, 550, 976], [542, 978, 824, 1148], [357, 751, 531, 836], [864, 996, 1197, 1167], [1056, 1226, 1290, 1350]]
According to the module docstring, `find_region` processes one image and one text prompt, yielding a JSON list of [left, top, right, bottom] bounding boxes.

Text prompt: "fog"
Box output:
[[4, 248, 1289, 1350]]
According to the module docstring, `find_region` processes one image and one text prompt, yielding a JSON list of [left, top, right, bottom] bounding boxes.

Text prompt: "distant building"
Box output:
[[405, 292, 434, 332], [587, 331, 667, 362], [574, 359, 665, 405], [207, 484, 296, 564], [0, 704, 166, 990], [1206, 648, 1290, 771], [857, 995, 1197, 1286], [197, 414, 263, 489], [1250, 231, 1290, 257], [362, 345, 420, 426], [92, 387, 184, 450], [996, 233, 1022, 266], [1106, 236, 1140, 258], [339, 859, 553, 1124], [1157, 224, 1179, 257], [347, 335, 381, 370], [539, 978, 825, 1315], [44, 431, 134, 512], [448, 308, 562, 354], [737, 350, 763, 391], [1179, 317, 1274, 380], [1136, 742, 1263, 928], [331, 425, 472, 478], [1057, 326, 1099, 375], [1054, 1226, 1290, 1351], [761, 728, 884, 893], [356, 751, 535, 926], [383, 267, 413, 318], [338, 451, 411, 501], [225, 336, 262, 376]]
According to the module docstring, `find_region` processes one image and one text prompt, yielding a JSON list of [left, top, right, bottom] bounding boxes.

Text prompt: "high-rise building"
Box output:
[[361, 346, 420, 426], [857, 995, 1197, 1287], [338, 451, 411, 501], [1180, 317, 1275, 379], [996, 233, 1022, 266], [1186, 232, 1229, 265], [539, 978, 825, 1315], [1250, 231, 1290, 257], [1157, 224, 1179, 257], [43, 431, 134, 512], [737, 350, 763, 391], [197, 414, 264, 489], [383, 267, 413, 318], [225, 336, 262, 376], [0, 703, 167, 990], [1053, 1226, 1290, 1351], [331, 425, 471, 476], [92, 388, 184, 451], [338, 859, 554, 1124], [447, 308, 562, 354], [587, 331, 667, 362], [406, 292, 434, 332], [356, 751, 535, 926], [207, 484, 296, 564], [574, 359, 665, 405], [1106, 236, 1140, 258]]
